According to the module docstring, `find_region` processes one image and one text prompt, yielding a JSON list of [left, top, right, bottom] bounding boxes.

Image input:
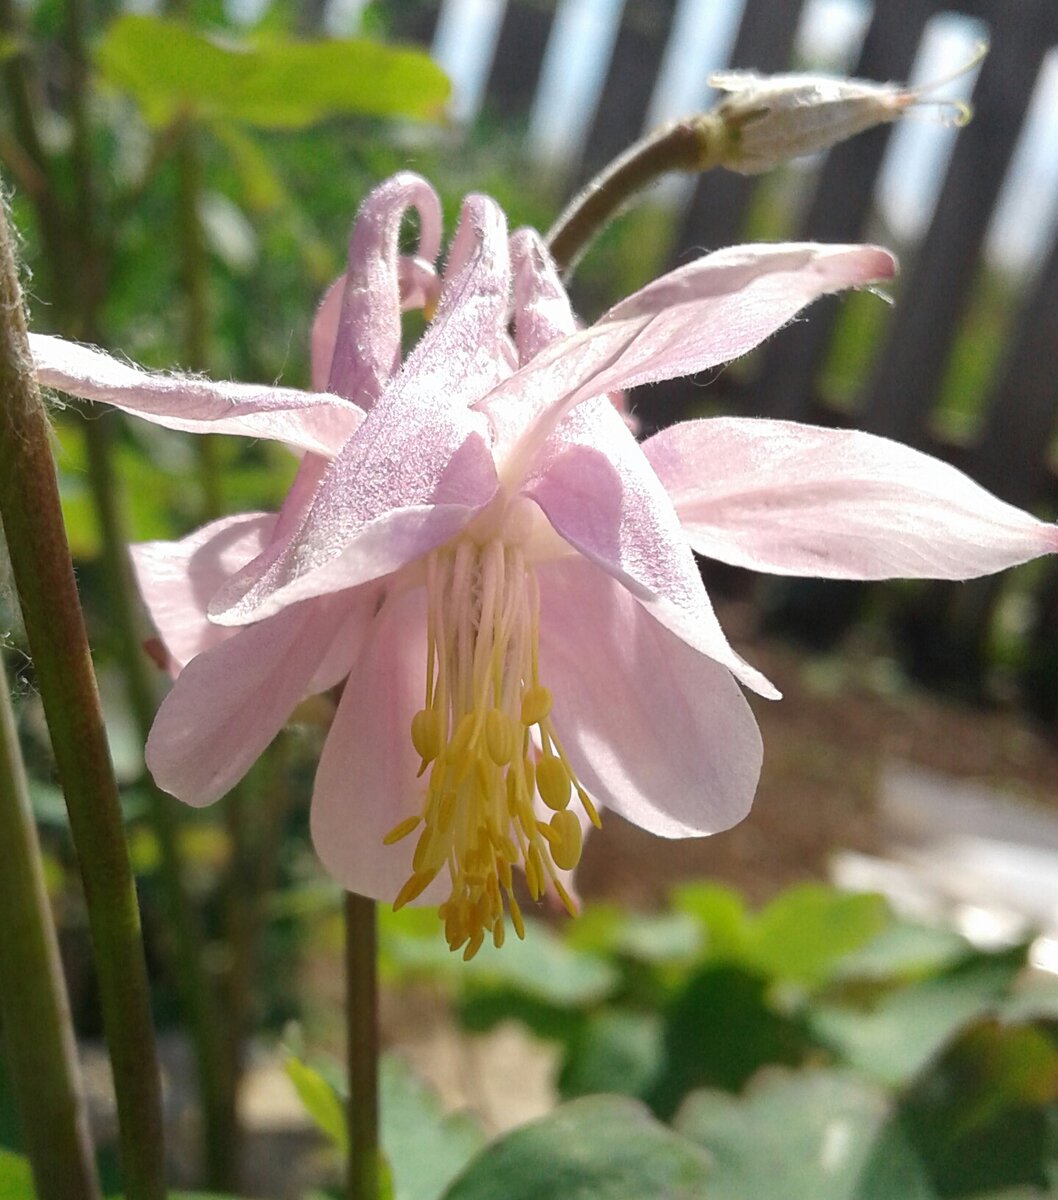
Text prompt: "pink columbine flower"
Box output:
[[31, 173, 1058, 957]]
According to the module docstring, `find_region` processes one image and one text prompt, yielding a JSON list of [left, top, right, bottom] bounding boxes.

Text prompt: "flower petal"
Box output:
[[325, 173, 444, 406], [644, 417, 1058, 579], [482, 242, 895, 480], [537, 557, 763, 837], [509, 228, 578, 360], [32, 334, 362, 457], [208, 195, 512, 625], [310, 585, 446, 904], [146, 592, 371, 805], [524, 395, 777, 697], [131, 512, 275, 673]]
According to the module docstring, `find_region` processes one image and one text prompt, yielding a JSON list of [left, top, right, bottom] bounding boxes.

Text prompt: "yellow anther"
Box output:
[[536, 753, 571, 811], [410, 707, 443, 762], [497, 858, 513, 891], [397, 534, 604, 954], [382, 814, 421, 845], [437, 790, 456, 831], [412, 826, 444, 874], [520, 684, 552, 726], [485, 708, 515, 765], [549, 809, 583, 872], [393, 871, 435, 910], [577, 786, 602, 829], [508, 893, 526, 940], [445, 712, 476, 763], [528, 844, 545, 899], [552, 876, 578, 918], [525, 854, 541, 900]]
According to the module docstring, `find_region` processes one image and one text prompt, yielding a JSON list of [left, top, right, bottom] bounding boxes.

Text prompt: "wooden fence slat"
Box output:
[[574, 0, 678, 185], [482, 0, 556, 125], [380, 0, 441, 44], [752, 0, 933, 421], [859, 0, 1051, 444], [672, 0, 807, 258], [628, 0, 807, 435], [910, 211, 1058, 698], [969, 231, 1058, 506]]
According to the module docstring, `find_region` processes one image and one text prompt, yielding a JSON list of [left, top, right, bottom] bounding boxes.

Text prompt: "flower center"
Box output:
[[383, 522, 600, 959]]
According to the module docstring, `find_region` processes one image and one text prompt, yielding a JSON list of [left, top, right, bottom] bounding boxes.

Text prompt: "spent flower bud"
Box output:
[[708, 42, 986, 174]]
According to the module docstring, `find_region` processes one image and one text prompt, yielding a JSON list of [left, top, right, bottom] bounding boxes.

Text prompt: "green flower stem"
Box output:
[[0, 198, 167, 1200], [346, 893, 381, 1200], [0, 656, 101, 1200], [545, 115, 726, 275], [81, 417, 238, 1191]]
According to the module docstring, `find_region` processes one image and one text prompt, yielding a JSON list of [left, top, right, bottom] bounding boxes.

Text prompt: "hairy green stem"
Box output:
[[346, 893, 381, 1200], [0, 655, 101, 1200], [546, 116, 725, 275], [0, 195, 167, 1200]]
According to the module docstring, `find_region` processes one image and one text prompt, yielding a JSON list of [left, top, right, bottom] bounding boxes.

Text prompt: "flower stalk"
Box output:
[[346, 892, 381, 1200], [0, 190, 167, 1200], [546, 116, 727, 273], [0, 655, 101, 1200]]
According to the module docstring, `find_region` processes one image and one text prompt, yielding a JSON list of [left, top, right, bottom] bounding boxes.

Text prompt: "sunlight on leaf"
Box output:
[[284, 1055, 348, 1155], [0, 1151, 34, 1200], [442, 1095, 713, 1200], [96, 16, 450, 129]]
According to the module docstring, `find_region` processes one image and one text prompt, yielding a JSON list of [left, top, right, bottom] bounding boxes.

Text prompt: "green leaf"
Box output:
[[646, 964, 810, 1118], [809, 948, 1026, 1086], [744, 885, 890, 986], [95, 16, 450, 128], [0, 1150, 34, 1200], [892, 1018, 1058, 1196], [830, 919, 971, 984], [380, 908, 618, 1008], [675, 1067, 934, 1200], [284, 1056, 348, 1155], [558, 1010, 665, 1101], [670, 881, 749, 961], [381, 1055, 484, 1200], [441, 1095, 713, 1200]]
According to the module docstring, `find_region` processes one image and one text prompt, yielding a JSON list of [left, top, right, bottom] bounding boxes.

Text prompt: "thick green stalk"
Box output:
[[546, 116, 726, 274], [346, 894, 381, 1200], [0, 197, 167, 1200], [0, 655, 102, 1200]]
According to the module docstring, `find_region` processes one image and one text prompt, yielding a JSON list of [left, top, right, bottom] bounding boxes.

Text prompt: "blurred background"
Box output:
[[5, 0, 1058, 1196]]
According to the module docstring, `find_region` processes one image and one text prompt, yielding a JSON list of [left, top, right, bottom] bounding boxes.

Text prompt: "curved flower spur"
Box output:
[[31, 173, 1058, 957]]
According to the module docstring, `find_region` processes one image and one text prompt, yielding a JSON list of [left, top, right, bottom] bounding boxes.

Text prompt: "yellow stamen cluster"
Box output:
[[383, 532, 600, 958]]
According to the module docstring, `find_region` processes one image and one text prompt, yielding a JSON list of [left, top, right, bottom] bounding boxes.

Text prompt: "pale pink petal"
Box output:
[[525, 398, 778, 698], [509, 228, 577, 359], [212, 499, 490, 623], [481, 243, 895, 480], [326, 174, 443, 406], [311, 586, 447, 904], [131, 512, 275, 673], [208, 195, 512, 626], [32, 334, 362, 457], [537, 557, 762, 837], [644, 417, 1058, 579], [311, 257, 441, 393], [146, 592, 368, 805], [310, 277, 345, 393]]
